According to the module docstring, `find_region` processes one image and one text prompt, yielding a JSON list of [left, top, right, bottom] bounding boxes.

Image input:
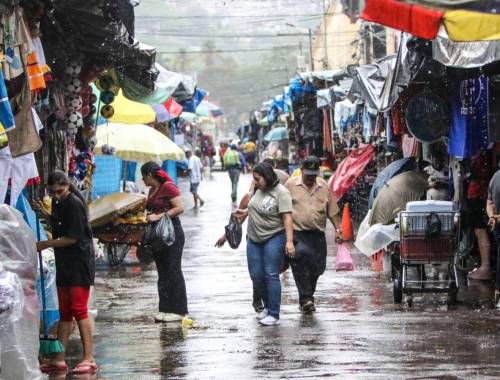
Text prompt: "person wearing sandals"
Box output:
[[234, 162, 295, 326], [35, 170, 97, 375], [141, 161, 188, 323]]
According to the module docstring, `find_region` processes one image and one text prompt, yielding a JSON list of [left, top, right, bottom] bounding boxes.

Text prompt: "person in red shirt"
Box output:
[[141, 162, 188, 322]]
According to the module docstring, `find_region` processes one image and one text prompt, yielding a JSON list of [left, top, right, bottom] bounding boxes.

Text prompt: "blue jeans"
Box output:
[[227, 166, 241, 200], [247, 231, 286, 318]]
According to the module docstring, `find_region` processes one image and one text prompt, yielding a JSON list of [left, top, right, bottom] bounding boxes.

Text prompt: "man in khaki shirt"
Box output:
[[285, 156, 341, 312]]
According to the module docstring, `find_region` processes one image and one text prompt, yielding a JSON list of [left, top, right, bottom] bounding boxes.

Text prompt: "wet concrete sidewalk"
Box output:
[[60, 172, 500, 380]]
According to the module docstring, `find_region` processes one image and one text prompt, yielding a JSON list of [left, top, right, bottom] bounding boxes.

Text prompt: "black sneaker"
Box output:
[[300, 300, 316, 313]]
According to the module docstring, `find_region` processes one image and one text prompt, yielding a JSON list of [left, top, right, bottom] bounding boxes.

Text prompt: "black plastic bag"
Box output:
[[143, 214, 175, 249], [136, 245, 154, 265], [225, 215, 242, 249], [425, 212, 442, 240]]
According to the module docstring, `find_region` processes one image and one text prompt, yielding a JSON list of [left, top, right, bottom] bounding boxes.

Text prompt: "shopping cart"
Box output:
[[393, 201, 460, 306]]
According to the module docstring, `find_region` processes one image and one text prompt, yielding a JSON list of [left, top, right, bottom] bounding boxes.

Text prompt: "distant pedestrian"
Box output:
[[141, 162, 188, 323], [187, 149, 204, 208], [219, 143, 228, 170], [244, 139, 257, 170], [235, 162, 295, 326], [35, 170, 96, 375], [224, 144, 243, 202], [285, 156, 342, 312]]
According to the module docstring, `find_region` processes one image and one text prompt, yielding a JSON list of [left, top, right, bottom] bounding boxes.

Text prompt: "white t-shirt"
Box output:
[[188, 156, 202, 183]]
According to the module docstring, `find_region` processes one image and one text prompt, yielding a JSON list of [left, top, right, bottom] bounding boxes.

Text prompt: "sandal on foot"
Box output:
[[72, 361, 98, 374], [468, 268, 493, 280], [40, 362, 68, 373]]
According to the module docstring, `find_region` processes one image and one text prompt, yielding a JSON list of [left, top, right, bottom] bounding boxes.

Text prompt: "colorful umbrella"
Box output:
[[95, 123, 185, 162], [180, 112, 198, 123], [264, 127, 289, 142], [92, 84, 156, 124], [196, 101, 224, 118]]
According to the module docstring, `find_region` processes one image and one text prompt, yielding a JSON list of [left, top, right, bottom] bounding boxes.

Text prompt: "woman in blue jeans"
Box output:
[[235, 162, 295, 325]]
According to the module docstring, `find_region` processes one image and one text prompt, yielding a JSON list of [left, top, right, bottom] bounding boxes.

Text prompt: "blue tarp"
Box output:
[[182, 88, 208, 113], [93, 156, 123, 199]]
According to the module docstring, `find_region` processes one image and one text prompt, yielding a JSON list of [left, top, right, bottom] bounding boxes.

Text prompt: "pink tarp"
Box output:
[[329, 144, 375, 200]]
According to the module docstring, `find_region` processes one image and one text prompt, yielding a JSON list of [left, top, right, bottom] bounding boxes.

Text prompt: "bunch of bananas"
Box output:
[[114, 210, 147, 225]]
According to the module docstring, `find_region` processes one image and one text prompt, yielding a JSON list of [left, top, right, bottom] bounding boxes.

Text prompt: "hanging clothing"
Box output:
[[0, 7, 31, 81], [362, 106, 377, 141], [391, 93, 409, 136], [31, 36, 49, 74], [0, 147, 39, 206], [0, 122, 7, 148], [6, 78, 41, 157], [0, 68, 15, 132], [26, 51, 45, 91], [322, 108, 333, 153], [402, 135, 418, 158], [448, 76, 489, 159]]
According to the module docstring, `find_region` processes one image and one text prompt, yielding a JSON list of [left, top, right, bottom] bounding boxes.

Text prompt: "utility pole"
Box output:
[[363, 23, 372, 64], [322, 0, 329, 69], [308, 28, 314, 71]]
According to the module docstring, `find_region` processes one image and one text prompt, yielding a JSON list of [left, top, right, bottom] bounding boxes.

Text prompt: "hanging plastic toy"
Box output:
[[101, 105, 114, 119], [100, 90, 115, 105]]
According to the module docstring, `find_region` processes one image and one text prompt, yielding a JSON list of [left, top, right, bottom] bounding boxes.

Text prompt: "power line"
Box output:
[[136, 12, 340, 19], [159, 45, 300, 54], [136, 31, 359, 38]]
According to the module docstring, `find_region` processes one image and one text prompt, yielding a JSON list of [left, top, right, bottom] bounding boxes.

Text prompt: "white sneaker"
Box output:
[[154, 312, 169, 322], [259, 315, 280, 326], [162, 313, 184, 322], [154, 312, 184, 322], [257, 308, 268, 320]]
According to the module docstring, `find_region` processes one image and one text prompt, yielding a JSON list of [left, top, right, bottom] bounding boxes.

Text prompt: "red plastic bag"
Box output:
[[335, 244, 355, 271]]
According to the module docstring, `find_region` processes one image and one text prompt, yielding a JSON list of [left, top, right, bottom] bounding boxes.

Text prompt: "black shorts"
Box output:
[[245, 152, 256, 164], [466, 198, 487, 229]]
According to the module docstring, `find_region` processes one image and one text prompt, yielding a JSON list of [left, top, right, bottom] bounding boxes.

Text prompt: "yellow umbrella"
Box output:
[[95, 123, 185, 162], [93, 84, 156, 124]]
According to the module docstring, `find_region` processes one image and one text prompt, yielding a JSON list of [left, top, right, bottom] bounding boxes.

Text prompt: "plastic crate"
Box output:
[[92, 156, 123, 200]]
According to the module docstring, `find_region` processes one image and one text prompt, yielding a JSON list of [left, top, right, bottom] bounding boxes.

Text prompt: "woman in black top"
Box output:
[[35, 170, 96, 375]]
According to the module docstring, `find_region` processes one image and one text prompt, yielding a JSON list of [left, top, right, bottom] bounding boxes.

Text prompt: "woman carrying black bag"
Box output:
[[141, 162, 187, 323]]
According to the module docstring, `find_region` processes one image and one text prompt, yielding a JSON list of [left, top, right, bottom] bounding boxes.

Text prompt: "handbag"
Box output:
[[225, 215, 242, 249], [143, 214, 176, 249], [335, 243, 355, 271]]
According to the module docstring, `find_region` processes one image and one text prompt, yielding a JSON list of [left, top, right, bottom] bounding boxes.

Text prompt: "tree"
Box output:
[[174, 48, 189, 72], [202, 40, 217, 68]]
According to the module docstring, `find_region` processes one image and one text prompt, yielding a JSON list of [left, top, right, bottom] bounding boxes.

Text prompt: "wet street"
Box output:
[[61, 172, 500, 380]]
